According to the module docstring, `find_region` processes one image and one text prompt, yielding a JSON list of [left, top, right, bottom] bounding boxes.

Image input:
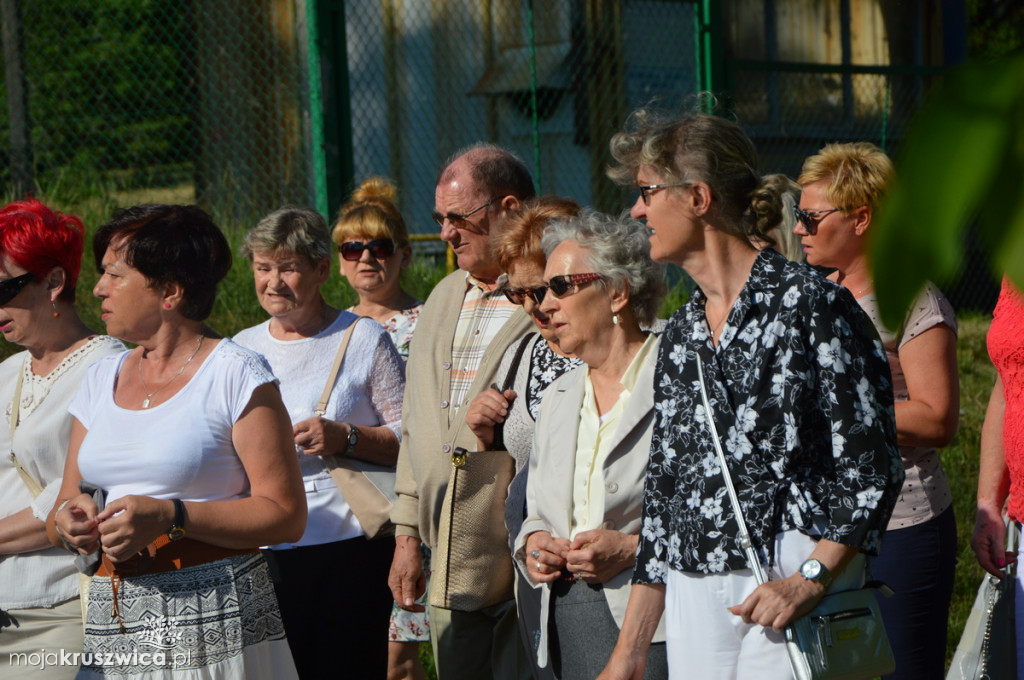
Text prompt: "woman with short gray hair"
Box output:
[[234, 206, 407, 679], [512, 210, 668, 679]]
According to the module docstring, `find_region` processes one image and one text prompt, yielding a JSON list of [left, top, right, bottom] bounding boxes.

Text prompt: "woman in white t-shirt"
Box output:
[[235, 206, 406, 680], [0, 199, 123, 679], [795, 143, 959, 680], [49, 204, 306, 680]]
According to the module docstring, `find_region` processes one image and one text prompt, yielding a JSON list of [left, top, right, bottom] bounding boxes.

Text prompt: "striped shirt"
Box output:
[[449, 273, 516, 425]]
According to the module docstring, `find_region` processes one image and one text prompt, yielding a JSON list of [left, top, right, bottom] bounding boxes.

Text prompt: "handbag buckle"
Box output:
[[452, 446, 468, 468]]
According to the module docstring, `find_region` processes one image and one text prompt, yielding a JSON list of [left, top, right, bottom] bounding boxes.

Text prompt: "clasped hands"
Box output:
[[54, 494, 173, 563], [525, 529, 638, 584]]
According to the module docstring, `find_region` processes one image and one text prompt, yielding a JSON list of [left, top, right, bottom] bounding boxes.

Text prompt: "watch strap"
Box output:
[[344, 423, 359, 456], [168, 499, 186, 541]]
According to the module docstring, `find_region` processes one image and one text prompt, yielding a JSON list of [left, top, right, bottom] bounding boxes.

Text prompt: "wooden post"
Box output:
[[1, 0, 34, 197]]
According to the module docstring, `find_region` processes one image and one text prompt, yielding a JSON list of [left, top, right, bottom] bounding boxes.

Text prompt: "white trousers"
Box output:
[[664, 530, 864, 680]]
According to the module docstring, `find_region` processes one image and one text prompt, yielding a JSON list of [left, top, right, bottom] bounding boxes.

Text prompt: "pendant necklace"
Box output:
[[138, 334, 205, 408]]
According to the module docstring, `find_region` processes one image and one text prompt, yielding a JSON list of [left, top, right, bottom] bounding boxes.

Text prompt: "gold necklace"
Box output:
[[138, 335, 205, 408]]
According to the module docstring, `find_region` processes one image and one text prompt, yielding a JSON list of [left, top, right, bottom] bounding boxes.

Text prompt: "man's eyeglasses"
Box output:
[[637, 183, 691, 205], [502, 285, 548, 306], [339, 238, 397, 261], [545, 272, 605, 299], [431, 197, 498, 230], [0, 272, 35, 306], [792, 206, 847, 235]]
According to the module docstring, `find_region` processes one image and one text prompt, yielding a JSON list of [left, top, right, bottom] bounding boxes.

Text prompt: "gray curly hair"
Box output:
[[541, 209, 666, 326]]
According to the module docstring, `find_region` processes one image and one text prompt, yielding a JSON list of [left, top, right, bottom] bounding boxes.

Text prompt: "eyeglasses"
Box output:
[[339, 238, 397, 261], [545, 272, 604, 299], [0, 272, 35, 306], [792, 206, 846, 235], [502, 285, 548, 306], [638, 183, 691, 205], [431, 197, 498, 230]]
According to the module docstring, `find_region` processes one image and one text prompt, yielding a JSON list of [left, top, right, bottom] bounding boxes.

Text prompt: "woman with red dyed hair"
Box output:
[[0, 199, 123, 678]]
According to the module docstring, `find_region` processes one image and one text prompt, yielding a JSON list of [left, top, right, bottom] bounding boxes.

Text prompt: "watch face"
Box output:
[[801, 559, 822, 580]]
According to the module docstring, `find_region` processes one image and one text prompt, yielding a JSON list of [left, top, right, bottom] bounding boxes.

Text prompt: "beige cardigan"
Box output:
[[392, 270, 532, 554]]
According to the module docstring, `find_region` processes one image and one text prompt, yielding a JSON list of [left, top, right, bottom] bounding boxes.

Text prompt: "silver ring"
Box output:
[[530, 549, 540, 559], [536, 561, 542, 571]]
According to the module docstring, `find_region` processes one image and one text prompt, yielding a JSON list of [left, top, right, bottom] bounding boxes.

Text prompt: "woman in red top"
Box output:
[[972, 275, 1024, 677]]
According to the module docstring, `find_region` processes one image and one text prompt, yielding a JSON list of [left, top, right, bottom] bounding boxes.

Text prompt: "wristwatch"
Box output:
[[799, 558, 832, 589], [168, 499, 186, 541], [343, 423, 359, 456]]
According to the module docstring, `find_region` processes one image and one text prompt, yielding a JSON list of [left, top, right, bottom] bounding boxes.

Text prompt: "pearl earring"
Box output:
[[612, 313, 620, 325]]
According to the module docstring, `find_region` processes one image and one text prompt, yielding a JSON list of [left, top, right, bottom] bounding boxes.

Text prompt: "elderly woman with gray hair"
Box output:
[[513, 209, 668, 680], [233, 207, 406, 679]]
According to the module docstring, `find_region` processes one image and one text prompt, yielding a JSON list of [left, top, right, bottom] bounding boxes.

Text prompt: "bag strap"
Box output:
[[9, 358, 44, 499], [696, 360, 768, 585], [492, 332, 535, 451], [315, 316, 369, 417]]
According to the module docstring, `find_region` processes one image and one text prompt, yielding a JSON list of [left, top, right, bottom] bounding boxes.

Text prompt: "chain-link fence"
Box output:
[[0, 0, 997, 309]]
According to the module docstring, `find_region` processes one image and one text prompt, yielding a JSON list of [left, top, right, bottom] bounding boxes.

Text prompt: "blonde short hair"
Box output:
[[797, 142, 894, 211]]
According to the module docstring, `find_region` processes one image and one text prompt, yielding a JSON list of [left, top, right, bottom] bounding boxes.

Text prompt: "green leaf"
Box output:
[[872, 54, 1024, 327]]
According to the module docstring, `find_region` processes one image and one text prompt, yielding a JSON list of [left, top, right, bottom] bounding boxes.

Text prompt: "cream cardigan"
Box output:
[[392, 270, 532, 553]]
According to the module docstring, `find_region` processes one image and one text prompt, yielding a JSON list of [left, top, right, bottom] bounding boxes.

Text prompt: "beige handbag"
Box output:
[[9, 361, 92, 623], [318, 317, 397, 539], [428, 334, 531, 611]]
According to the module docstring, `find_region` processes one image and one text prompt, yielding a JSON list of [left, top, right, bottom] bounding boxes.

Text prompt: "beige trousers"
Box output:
[[0, 596, 82, 679]]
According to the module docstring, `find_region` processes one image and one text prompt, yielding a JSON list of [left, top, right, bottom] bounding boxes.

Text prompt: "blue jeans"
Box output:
[[871, 507, 957, 680]]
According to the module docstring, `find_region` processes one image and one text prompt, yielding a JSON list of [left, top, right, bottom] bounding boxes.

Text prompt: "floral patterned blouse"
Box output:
[[635, 248, 903, 581]]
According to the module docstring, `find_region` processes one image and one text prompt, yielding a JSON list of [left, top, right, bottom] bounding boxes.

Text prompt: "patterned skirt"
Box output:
[[76, 553, 297, 679]]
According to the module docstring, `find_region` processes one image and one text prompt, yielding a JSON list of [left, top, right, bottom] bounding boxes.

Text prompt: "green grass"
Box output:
[[0, 187, 994, 673], [944, 314, 996, 666]]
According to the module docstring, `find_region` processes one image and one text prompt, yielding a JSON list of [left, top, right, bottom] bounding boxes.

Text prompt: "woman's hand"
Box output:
[[729, 540, 858, 630], [293, 416, 344, 457], [566, 529, 639, 583], [525, 530, 570, 583], [972, 505, 1016, 578], [466, 388, 516, 450], [728, 572, 825, 630], [95, 495, 173, 563], [54, 492, 102, 555]]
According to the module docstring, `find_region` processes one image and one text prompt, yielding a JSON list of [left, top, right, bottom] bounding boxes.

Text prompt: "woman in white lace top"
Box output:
[[235, 206, 406, 680], [0, 199, 123, 678]]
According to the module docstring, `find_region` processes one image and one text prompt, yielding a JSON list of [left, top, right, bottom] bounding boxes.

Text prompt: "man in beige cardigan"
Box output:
[[389, 143, 536, 680]]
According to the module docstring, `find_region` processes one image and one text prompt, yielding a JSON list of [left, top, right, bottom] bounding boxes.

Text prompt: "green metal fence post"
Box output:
[[695, 0, 724, 107], [304, 0, 329, 218]]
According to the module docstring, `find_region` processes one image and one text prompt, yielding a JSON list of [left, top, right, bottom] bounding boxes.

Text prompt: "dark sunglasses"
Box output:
[[339, 238, 397, 261], [545, 272, 604, 299], [502, 285, 548, 306], [792, 205, 845, 235], [0, 272, 36, 306], [431, 197, 498, 230]]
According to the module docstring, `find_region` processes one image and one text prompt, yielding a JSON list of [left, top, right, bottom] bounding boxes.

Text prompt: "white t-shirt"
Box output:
[[233, 311, 405, 547], [70, 339, 277, 506]]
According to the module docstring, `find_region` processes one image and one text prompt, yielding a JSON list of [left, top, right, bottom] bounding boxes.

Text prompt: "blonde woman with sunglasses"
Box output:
[[334, 178, 422, 360], [796, 142, 959, 680]]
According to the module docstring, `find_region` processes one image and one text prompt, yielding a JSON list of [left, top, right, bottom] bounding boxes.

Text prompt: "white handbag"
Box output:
[[946, 519, 1018, 680]]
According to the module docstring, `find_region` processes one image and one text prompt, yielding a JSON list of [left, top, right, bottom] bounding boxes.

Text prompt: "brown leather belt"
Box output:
[[96, 534, 257, 577], [96, 535, 258, 631]]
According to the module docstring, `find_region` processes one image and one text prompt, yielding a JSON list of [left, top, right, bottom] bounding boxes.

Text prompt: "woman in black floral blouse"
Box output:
[[597, 109, 904, 680]]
